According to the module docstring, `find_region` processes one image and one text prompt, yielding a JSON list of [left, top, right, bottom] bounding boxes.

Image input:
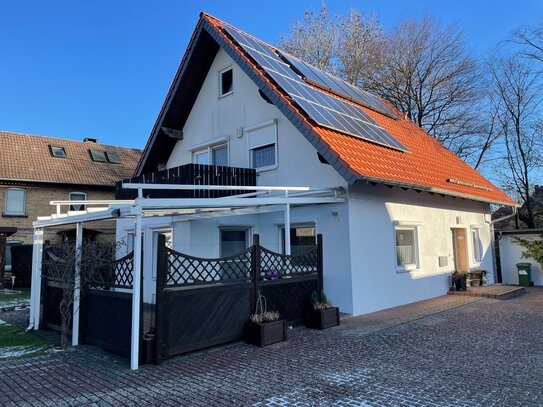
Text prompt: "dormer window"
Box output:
[[219, 67, 233, 97], [50, 145, 67, 158]]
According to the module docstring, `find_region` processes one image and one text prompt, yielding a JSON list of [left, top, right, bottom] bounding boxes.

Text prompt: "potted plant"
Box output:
[[451, 271, 467, 291], [304, 290, 340, 330], [469, 269, 484, 286], [245, 292, 287, 347]]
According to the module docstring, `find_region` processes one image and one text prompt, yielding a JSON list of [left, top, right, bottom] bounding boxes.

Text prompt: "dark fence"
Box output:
[[41, 246, 134, 358], [154, 234, 322, 362], [115, 163, 256, 200]]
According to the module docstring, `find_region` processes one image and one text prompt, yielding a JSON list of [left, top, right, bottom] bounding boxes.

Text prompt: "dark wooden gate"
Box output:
[[82, 252, 134, 357], [154, 234, 322, 362]]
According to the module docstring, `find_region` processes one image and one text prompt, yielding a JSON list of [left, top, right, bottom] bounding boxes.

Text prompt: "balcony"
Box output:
[[115, 163, 256, 200]]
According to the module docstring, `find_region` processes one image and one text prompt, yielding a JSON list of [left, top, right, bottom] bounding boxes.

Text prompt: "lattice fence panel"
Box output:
[[166, 247, 252, 287], [259, 246, 318, 280]]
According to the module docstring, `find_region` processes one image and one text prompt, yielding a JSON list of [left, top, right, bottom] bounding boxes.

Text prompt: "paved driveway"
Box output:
[[1, 290, 543, 406]]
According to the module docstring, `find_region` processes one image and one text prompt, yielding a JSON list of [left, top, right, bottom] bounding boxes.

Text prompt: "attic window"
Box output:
[[50, 145, 67, 158], [105, 150, 122, 163], [219, 67, 233, 97], [89, 149, 107, 162]]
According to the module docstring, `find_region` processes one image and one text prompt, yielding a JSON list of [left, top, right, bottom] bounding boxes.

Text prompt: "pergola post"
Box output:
[[284, 191, 291, 255], [130, 212, 143, 370], [30, 227, 44, 330], [72, 222, 83, 346]]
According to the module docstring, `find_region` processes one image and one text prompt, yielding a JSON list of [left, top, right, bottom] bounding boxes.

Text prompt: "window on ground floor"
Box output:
[[394, 222, 420, 271], [281, 224, 316, 256], [471, 226, 482, 263]]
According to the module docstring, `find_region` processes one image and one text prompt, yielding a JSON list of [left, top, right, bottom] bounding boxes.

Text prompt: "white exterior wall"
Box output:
[[115, 46, 499, 316], [166, 48, 346, 189], [499, 233, 543, 285], [348, 183, 494, 315]]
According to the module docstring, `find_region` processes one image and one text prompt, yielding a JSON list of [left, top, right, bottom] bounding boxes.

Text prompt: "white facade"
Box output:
[[499, 232, 543, 286], [118, 47, 497, 315]]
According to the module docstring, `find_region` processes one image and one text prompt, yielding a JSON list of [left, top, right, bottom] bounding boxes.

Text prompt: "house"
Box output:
[[0, 131, 141, 277], [497, 229, 543, 286], [119, 13, 515, 315], [29, 13, 516, 370]]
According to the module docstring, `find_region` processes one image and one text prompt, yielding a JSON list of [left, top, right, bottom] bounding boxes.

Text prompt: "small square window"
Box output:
[[69, 192, 87, 211], [50, 145, 67, 158], [220, 68, 233, 96], [89, 149, 107, 162], [105, 150, 122, 163]]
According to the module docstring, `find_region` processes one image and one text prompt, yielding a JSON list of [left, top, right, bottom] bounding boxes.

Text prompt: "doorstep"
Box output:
[[448, 284, 526, 299]]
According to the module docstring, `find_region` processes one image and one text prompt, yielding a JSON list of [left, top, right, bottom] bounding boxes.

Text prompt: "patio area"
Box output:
[[2, 288, 543, 406]]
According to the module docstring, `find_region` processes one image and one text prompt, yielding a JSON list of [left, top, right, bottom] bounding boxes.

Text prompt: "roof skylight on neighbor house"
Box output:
[[49, 145, 67, 158], [89, 148, 122, 163], [89, 149, 108, 162]]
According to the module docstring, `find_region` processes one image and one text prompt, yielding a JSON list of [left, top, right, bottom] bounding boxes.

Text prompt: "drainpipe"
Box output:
[[488, 207, 518, 283]]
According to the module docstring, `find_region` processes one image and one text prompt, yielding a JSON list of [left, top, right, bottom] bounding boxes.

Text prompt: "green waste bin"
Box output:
[[516, 263, 532, 286]]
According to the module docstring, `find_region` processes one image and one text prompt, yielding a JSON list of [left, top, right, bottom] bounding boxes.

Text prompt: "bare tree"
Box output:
[[279, 2, 338, 73], [43, 241, 118, 348], [336, 9, 385, 87], [488, 52, 543, 227], [511, 23, 543, 64]]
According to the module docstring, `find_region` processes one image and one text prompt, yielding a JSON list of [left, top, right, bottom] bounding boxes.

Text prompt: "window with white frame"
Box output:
[[247, 120, 277, 171], [471, 226, 482, 263], [219, 67, 233, 97], [4, 188, 26, 216], [192, 143, 228, 166], [69, 192, 87, 211], [394, 222, 420, 270], [4, 240, 23, 272]]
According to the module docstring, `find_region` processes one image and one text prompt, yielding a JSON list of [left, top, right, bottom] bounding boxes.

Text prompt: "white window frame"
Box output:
[[219, 66, 234, 98], [393, 221, 421, 272], [246, 119, 278, 172], [471, 225, 483, 263], [4, 188, 26, 216], [190, 140, 229, 166], [69, 192, 87, 211]]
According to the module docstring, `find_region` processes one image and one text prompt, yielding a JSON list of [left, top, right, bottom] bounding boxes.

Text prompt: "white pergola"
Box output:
[[30, 183, 345, 370]]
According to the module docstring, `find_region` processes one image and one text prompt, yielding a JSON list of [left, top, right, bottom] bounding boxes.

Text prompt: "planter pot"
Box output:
[[245, 319, 287, 347], [304, 307, 340, 330], [470, 279, 481, 287], [454, 277, 467, 291]]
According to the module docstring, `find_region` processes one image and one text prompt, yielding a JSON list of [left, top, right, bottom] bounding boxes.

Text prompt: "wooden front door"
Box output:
[[452, 228, 468, 272]]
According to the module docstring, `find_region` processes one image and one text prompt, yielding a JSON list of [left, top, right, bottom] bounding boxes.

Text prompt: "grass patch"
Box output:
[[0, 288, 31, 308], [0, 320, 52, 360]]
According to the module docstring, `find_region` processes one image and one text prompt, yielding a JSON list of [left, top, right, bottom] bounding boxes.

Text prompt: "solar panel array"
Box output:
[[223, 25, 407, 152], [281, 53, 399, 119]]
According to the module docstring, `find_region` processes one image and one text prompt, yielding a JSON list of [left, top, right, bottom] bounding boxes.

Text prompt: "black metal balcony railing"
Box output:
[[115, 163, 257, 200]]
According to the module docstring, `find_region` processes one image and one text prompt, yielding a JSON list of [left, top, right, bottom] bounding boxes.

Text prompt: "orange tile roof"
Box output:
[[203, 14, 515, 206], [0, 131, 142, 186]]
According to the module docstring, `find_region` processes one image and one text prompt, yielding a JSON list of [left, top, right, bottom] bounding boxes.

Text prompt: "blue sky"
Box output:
[[1, 0, 542, 149]]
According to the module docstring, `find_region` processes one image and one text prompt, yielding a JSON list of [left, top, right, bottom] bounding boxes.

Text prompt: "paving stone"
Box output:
[[3, 289, 543, 405]]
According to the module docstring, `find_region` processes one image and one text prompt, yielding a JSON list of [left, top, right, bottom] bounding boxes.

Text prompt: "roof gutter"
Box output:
[[355, 175, 518, 207]]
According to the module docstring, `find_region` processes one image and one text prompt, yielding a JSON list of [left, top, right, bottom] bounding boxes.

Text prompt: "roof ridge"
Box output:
[[0, 130, 141, 151]]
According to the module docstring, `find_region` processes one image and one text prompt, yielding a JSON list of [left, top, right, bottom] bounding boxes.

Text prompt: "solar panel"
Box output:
[[280, 52, 399, 119], [223, 25, 407, 152]]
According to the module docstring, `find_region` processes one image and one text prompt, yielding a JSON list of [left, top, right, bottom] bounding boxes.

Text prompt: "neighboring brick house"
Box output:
[[0, 131, 141, 273]]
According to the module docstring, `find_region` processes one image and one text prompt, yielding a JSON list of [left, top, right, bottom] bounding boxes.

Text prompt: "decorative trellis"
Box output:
[[165, 247, 252, 287], [259, 246, 318, 280]]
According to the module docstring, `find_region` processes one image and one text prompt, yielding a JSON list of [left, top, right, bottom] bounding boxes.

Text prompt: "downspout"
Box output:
[[488, 206, 518, 283]]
